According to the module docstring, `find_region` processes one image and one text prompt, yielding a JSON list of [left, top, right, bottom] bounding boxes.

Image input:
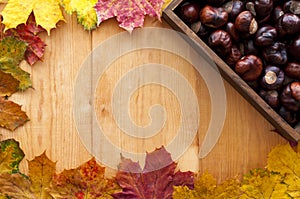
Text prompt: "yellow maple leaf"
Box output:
[[60, 0, 98, 30], [1, 0, 64, 35]]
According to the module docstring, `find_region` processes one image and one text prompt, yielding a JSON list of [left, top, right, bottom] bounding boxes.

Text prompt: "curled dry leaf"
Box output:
[[0, 98, 29, 131], [94, 0, 164, 32], [113, 146, 194, 199], [0, 139, 24, 174]]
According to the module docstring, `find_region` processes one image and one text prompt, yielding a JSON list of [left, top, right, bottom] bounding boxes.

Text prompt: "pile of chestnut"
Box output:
[[177, 0, 300, 127]]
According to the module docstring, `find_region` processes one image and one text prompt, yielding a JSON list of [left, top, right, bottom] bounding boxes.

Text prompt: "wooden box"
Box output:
[[162, 0, 300, 141]]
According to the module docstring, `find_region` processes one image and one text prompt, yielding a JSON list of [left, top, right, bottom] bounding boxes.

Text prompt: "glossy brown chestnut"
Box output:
[[222, 0, 245, 21], [199, 5, 228, 29], [260, 65, 285, 90], [283, 1, 300, 15], [285, 62, 300, 79], [226, 22, 239, 42], [288, 35, 300, 61], [255, 25, 277, 46], [235, 11, 258, 34], [259, 89, 280, 109], [254, 0, 274, 19], [276, 13, 300, 37], [208, 30, 232, 56], [235, 55, 263, 81], [278, 106, 299, 126], [262, 42, 288, 65], [225, 45, 242, 66], [180, 2, 201, 24], [280, 82, 300, 111]]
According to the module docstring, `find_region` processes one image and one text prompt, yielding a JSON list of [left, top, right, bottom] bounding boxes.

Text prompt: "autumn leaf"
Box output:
[[94, 0, 164, 32], [60, 0, 98, 30], [0, 173, 36, 199], [5, 14, 46, 65], [1, 0, 64, 34], [113, 146, 194, 199], [48, 157, 119, 198], [28, 152, 56, 199], [0, 139, 25, 174], [173, 171, 241, 199], [0, 70, 19, 97], [161, 0, 172, 12], [0, 98, 29, 130]]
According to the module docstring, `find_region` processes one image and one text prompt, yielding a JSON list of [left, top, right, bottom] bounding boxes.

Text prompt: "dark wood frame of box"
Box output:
[[162, 0, 300, 142]]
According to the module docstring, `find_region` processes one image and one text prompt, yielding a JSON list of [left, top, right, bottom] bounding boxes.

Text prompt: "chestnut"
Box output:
[[222, 0, 245, 21], [199, 5, 228, 29], [272, 5, 284, 22], [283, 1, 300, 15], [208, 30, 232, 56], [259, 89, 280, 109], [279, 106, 299, 126], [235, 55, 263, 81], [284, 62, 300, 79], [262, 42, 288, 65], [260, 65, 285, 90], [255, 25, 277, 46], [179, 2, 201, 24], [288, 35, 300, 61], [226, 22, 239, 42], [254, 0, 274, 20], [276, 13, 300, 37], [280, 81, 300, 111], [225, 45, 242, 66], [235, 11, 258, 34]]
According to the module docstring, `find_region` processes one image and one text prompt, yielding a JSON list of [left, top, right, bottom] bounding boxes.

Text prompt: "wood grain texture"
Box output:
[[0, 13, 286, 183]]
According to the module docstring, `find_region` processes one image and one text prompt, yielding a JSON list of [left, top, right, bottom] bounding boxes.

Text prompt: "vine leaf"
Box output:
[[60, 0, 98, 30], [0, 98, 29, 131], [0, 36, 31, 90], [94, 0, 164, 32], [48, 157, 120, 198], [28, 152, 56, 199], [5, 14, 46, 65], [0, 70, 19, 97], [1, 0, 64, 35], [0, 139, 25, 174], [113, 146, 194, 199], [0, 173, 36, 199]]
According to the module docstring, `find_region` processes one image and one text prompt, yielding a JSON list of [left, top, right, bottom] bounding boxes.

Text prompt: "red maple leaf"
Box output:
[[5, 13, 46, 66], [113, 146, 194, 199]]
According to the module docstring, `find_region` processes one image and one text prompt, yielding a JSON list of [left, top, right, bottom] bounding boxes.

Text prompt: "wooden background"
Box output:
[[0, 12, 287, 182]]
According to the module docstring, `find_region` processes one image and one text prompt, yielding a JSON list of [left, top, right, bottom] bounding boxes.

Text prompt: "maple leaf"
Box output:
[[5, 14, 46, 65], [60, 0, 98, 30], [1, 0, 64, 35], [113, 146, 194, 199], [48, 157, 119, 198], [0, 70, 19, 97], [0, 36, 32, 90], [28, 152, 56, 199], [94, 0, 164, 32], [240, 168, 289, 199], [0, 98, 29, 131], [0, 173, 36, 199], [0, 139, 25, 174]]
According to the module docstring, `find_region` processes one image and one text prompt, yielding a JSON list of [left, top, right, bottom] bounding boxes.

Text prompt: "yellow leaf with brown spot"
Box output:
[[28, 152, 56, 199]]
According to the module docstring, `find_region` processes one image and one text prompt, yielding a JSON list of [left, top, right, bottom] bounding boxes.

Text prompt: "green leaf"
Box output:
[[0, 139, 25, 174]]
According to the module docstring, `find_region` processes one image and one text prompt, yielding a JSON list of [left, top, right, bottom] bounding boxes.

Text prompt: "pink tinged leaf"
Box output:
[[140, 0, 163, 18], [113, 146, 194, 199]]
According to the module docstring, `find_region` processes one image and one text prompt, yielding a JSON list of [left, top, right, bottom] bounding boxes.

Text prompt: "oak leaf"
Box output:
[[48, 157, 119, 198], [0, 98, 29, 131], [0, 36, 31, 90], [0, 70, 19, 97], [94, 0, 164, 32], [0, 139, 24, 174], [113, 146, 194, 199], [5, 14, 46, 65], [1, 0, 64, 34], [0, 173, 36, 199], [60, 0, 98, 30], [28, 152, 56, 199]]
